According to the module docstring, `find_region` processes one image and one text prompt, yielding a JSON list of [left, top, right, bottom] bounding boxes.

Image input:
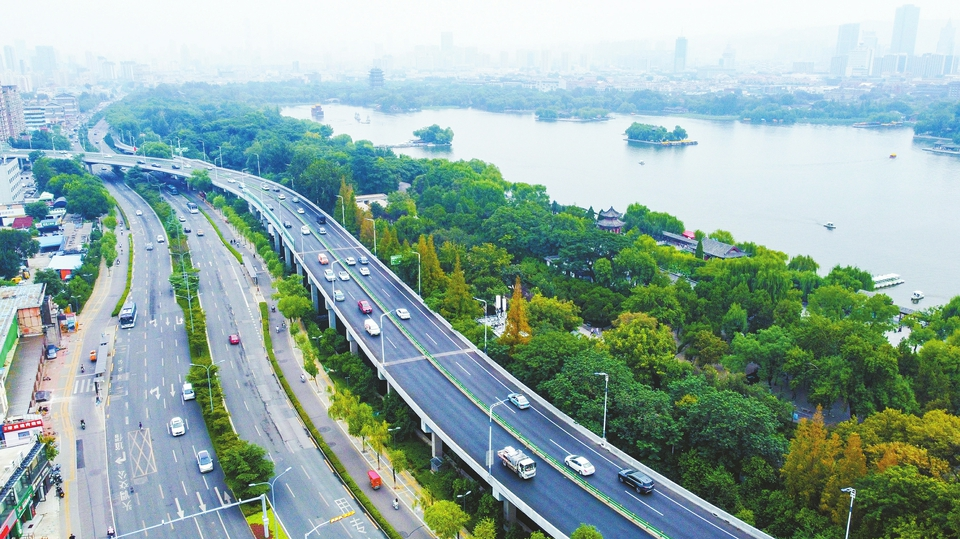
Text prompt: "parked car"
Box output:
[[46, 344, 58, 359]]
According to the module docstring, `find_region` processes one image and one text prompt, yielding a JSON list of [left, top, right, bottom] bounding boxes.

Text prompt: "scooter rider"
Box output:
[[80, 419, 85, 430]]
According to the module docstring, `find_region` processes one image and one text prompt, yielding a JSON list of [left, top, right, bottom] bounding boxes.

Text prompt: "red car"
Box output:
[[229, 334, 240, 345], [358, 300, 373, 314]]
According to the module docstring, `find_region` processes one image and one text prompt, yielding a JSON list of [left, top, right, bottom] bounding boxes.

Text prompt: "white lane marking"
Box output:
[[625, 489, 664, 516], [172, 450, 178, 464], [181, 481, 188, 496], [285, 482, 296, 497], [455, 362, 471, 375], [193, 516, 205, 539], [551, 439, 572, 455], [301, 464, 312, 481], [655, 491, 738, 538], [425, 332, 438, 345]]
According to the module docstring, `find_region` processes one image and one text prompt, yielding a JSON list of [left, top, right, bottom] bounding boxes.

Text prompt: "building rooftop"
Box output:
[[47, 254, 83, 271]]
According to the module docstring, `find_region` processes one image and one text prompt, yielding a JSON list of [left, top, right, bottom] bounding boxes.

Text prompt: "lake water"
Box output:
[[282, 103, 960, 307]]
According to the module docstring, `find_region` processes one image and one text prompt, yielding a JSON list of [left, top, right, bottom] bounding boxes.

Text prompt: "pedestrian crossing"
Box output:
[[73, 375, 100, 395]]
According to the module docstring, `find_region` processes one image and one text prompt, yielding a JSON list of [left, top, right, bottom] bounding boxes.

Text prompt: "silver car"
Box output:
[[197, 450, 214, 473], [508, 392, 530, 410]]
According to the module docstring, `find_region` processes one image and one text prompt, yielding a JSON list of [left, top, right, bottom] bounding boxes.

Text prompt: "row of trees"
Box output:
[[112, 85, 960, 539], [624, 123, 689, 142], [413, 124, 454, 145]]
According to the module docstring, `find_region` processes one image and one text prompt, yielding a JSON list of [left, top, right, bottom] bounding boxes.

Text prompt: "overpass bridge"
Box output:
[[21, 150, 772, 539]]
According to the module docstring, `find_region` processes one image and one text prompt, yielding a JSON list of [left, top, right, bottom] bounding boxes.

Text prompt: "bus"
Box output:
[[119, 301, 137, 329], [186, 202, 199, 214]]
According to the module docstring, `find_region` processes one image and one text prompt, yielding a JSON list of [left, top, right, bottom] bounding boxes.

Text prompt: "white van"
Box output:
[[182, 383, 195, 401], [364, 319, 381, 336]]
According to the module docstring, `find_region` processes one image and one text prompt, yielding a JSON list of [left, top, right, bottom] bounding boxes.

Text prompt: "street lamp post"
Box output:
[[487, 398, 508, 474], [250, 466, 293, 539], [190, 361, 225, 413], [335, 194, 346, 225], [841, 487, 856, 539], [218, 145, 223, 172], [198, 140, 206, 162], [594, 372, 609, 446], [254, 153, 261, 177], [365, 217, 377, 257], [473, 297, 487, 353], [412, 252, 421, 297], [379, 311, 391, 365]]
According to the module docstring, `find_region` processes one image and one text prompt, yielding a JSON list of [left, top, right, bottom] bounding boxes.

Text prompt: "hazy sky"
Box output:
[[5, 0, 960, 64]]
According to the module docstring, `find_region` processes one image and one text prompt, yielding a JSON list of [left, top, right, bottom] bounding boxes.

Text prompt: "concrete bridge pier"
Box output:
[[503, 498, 517, 525], [431, 431, 443, 459], [346, 330, 357, 355]]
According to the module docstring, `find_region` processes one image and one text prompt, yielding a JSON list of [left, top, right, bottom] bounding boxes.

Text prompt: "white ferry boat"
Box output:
[[824, 222, 836, 230], [911, 290, 924, 301], [873, 273, 905, 289]]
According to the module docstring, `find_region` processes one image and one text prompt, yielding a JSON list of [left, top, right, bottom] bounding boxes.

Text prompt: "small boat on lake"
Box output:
[[873, 274, 905, 289], [911, 290, 924, 301], [824, 222, 836, 230], [639, 161, 645, 165], [889, 153, 897, 159]]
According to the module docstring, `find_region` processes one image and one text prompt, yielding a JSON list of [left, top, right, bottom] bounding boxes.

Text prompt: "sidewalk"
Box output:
[[211, 205, 435, 538]]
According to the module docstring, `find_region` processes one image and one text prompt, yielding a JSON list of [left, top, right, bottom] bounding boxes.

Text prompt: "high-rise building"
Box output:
[[674, 37, 688, 72], [3, 46, 17, 75], [33, 46, 57, 73], [890, 4, 920, 55], [0, 85, 26, 141], [441, 32, 453, 54], [937, 21, 956, 56], [836, 23, 861, 57]]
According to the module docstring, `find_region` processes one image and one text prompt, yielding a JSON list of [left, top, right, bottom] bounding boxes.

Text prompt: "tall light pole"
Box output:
[[365, 217, 377, 256], [388, 426, 401, 486], [412, 252, 421, 297], [456, 490, 472, 510], [487, 398, 508, 474], [254, 152, 261, 177], [379, 311, 392, 365], [594, 372, 609, 446], [473, 297, 487, 353], [841, 487, 856, 539], [198, 140, 206, 162], [218, 145, 224, 172], [250, 466, 293, 539], [335, 194, 346, 225], [190, 361, 224, 413]]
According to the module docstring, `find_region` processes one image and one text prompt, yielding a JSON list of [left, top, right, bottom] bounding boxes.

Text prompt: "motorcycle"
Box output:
[[56, 486, 64, 498], [80, 419, 85, 430], [393, 498, 399, 510], [300, 374, 306, 383]]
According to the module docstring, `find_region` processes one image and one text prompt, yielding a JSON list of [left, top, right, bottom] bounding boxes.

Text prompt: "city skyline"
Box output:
[[2, 0, 959, 70]]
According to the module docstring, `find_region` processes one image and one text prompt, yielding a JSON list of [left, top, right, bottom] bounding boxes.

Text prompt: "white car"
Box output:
[[135, 209, 143, 216], [364, 319, 380, 336], [345, 257, 356, 266], [197, 450, 214, 473], [508, 392, 530, 410], [324, 269, 335, 282], [297, 207, 305, 214], [396, 308, 410, 320], [292, 196, 299, 203], [157, 235, 165, 243], [179, 216, 186, 222], [334, 290, 345, 301], [564, 455, 595, 476], [359, 266, 371, 276], [227, 178, 236, 183], [301, 225, 310, 235], [278, 193, 286, 200], [319, 227, 327, 235], [170, 417, 186, 437], [338, 271, 350, 281]]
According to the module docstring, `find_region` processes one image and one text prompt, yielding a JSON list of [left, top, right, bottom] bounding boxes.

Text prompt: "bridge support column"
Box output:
[[502, 498, 517, 525], [285, 244, 293, 267], [311, 283, 319, 311], [431, 432, 443, 459], [346, 330, 357, 355], [327, 304, 337, 330], [273, 228, 282, 254]]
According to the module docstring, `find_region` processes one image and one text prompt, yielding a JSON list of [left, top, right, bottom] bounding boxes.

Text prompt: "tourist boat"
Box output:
[[911, 290, 924, 301], [824, 222, 836, 230], [889, 153, 897, 159], [638, 161, 645, 165], [873, 273, 905, 289], [311, 104, 324, 120], [923, 143, 960, 156], [355, 113, 362, 122]]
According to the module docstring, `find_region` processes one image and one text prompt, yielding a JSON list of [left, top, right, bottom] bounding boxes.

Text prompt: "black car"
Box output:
[[151, 163, 161, 168], [136, 160, 146, 164], [618, 468, 655, 494], [317, 214, 327, 225], [283, 221, 292, 228], [171, 164, 181, 170]]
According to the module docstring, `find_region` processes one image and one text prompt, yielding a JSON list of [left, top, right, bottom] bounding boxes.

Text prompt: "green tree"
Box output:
[[417, 235, 447, 298], [527, 293, 583, 333], [24, 201, 49, 220], [187, 169, 212, 192], [473, 518, 497, 539], [278, 295, 313, 321], [440, 255, 479, 321], [603, 312, 677, 388], [500, 277, 531, 349], [0, 229, 39, 278], [361, 419, 390, 469], [695, 239, 704, 260], [413, 124, 454, 145], [423, 500, 470, 539], [219, 440, 274, 500], [570, 524, 603, 539], [141, 140, 172, 158]]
